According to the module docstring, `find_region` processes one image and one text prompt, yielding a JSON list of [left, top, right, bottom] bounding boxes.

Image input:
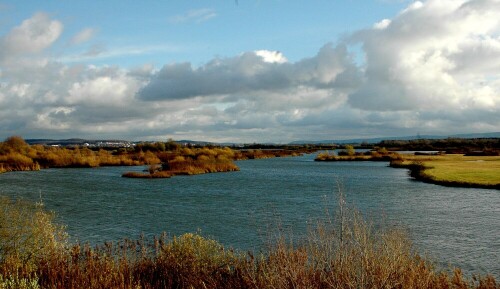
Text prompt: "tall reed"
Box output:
[[0, 191, 498, 289]]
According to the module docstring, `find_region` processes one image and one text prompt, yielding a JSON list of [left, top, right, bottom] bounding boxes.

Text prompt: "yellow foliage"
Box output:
[[0, 197, 67, 276], [161, 233, 238, 271]]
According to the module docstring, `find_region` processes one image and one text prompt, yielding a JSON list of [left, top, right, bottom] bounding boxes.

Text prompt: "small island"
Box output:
[[0, 136, 318, 178], [121, 147, 241, 178]]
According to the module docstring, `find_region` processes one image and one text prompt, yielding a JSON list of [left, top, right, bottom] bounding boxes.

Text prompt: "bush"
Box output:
[[0, 197, 67, 277], [1, 193, 499, 288]]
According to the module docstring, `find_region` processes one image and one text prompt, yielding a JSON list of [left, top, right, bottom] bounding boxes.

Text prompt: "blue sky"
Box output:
[[1, 1, 408, 66], [0, 0, 499, 142]]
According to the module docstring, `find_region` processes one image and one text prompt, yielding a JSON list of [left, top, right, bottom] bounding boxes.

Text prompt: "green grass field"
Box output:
[[398, 154, 500, 187]]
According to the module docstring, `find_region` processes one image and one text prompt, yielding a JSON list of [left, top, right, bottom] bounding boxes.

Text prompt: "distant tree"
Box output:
[[165, 138, 181, 151], [1, 136, 29, 153], [155, 142, 166, 152], [345, 145, 355, 156]]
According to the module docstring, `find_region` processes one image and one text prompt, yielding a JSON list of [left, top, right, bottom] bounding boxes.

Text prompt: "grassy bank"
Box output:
[[0, 195, 498, 289], [390, 155, 500, 189], [315, 146, 499, 189]]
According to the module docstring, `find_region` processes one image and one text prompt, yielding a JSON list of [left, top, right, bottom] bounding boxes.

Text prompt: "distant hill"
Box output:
[[22, 132, 500, 147], [288, 132, 500, 145], [176, 139, 219, 146], [25, 138, 132, 146]]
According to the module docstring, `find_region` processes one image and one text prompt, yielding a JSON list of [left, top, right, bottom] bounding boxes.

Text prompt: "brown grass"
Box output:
[[235, 149, 304, 160], [315, 149, 402, 162], [123, 147, 240, 178], [1, 192, 498, 289], [0, 136, 146, 173], [1, 137, 314, 180], [0, 137, 242, 179]]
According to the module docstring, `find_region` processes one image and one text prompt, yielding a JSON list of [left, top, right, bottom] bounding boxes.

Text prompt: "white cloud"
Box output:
[[0, 2, 499, 142], [348, 0, 500, 113], [60, 44, 180, 63], [69, 28, 95, 45], [254, 50, 288, 63], [139, 45, 358, 101], [1, 12, 62, 57], [168, 8, 217, 24], [373, 19, 391, 30]]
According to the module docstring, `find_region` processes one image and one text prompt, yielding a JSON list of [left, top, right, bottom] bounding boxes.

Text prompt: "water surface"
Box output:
[[1, 153, 498, 277]]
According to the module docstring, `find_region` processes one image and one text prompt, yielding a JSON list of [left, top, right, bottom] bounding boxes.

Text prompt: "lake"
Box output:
[[0, 153, 498, 278]]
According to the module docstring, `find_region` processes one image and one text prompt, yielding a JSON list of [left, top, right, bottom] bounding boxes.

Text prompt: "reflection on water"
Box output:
[[0, 153, 498, 278]]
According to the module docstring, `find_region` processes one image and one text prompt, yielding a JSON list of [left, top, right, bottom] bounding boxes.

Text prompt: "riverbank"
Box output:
[[315, 149, 500, 189], [390, 154, 500, 189]]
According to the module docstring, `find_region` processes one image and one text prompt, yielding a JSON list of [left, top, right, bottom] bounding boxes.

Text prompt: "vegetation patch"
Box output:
[[316, 146, 499, 189], [390, 155, 500, 189], [122, 147, 240, 178], [315, 146, 402, 162], [1, 136, 312, 179], [1, 195, 498, 289]]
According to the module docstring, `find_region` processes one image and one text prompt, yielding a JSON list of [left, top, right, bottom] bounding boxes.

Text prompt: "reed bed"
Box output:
[[1, 193, 498, 289], [315, 149, 401, 162], [0, 136, 147, 173], [122, 148, 240, 178], [0, 136, 242, 179]]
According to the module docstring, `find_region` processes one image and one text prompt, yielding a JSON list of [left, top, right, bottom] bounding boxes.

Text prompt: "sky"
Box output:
[[0, 0, 499, 143]]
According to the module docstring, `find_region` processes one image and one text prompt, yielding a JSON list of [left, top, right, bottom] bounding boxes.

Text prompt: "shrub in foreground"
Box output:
[[0, 195, 498, 289], [0, 197, 68, 278]]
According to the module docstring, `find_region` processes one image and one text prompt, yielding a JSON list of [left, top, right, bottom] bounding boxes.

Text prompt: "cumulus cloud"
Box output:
[[0, 13, 155, 138], [254, 50, 288, 64], [1, 1, 499, 142], [0, 12, 62, 57], [347, 0, 500, 113], [139, 46, 359, 101]]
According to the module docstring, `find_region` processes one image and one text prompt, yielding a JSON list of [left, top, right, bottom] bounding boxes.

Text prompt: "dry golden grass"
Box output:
[[1, 137, 311, 180], [0, 137, 241, 179], [123, 147, 240, 178], [1, 194, 498, 289], [235, 149, 304, 160], [0, 137, 146, 172], [315, 149, 401, 162]]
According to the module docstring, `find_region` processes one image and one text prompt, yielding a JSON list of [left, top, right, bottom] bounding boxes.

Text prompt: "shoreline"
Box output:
[[389, 160, 500, 190], [316, 152, 500, 190]]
